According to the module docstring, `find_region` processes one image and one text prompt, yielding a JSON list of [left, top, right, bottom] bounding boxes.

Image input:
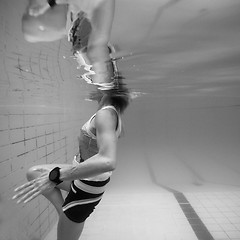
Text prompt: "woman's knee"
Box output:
[[26, 165, 43, 181]]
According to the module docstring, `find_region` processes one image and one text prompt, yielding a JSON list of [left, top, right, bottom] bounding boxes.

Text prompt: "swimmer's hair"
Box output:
[[104, 84, 130, 114], [89, 74, 130, 114]]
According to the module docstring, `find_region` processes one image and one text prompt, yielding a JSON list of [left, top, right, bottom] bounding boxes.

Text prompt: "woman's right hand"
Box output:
[[12, 170, 56, 204]]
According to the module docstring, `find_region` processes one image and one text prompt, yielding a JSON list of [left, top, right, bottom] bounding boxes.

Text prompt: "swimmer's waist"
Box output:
[[73, 153, 112, 182]]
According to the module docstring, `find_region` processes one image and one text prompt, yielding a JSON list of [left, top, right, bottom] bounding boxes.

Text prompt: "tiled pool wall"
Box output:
[[0, 11, 91, 237]]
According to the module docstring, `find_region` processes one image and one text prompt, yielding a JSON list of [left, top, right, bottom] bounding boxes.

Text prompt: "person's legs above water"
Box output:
[[70, 12, 92, 53], [22, 4, 68, 42]]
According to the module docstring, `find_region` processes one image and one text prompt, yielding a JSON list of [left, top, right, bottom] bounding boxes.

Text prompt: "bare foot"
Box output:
[[28, 0, 50, 17]]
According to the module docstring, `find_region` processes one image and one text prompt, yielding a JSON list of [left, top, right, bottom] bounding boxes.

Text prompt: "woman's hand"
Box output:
[[28, 0, 50, 17], [12, 171, 56, 204]]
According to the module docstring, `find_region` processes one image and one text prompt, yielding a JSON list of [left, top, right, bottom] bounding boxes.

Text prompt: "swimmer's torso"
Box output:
[[77, 105, 121, 181], [68, 0, 106, 21]]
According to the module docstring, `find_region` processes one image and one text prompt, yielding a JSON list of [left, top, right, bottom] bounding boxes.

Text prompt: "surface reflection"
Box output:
[[0, 0, 240, 239], [22, 0, 115, 85]]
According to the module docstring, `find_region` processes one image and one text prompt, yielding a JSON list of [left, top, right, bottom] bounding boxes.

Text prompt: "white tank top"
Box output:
[[82, 105, 122, 139], [76, 105, 121, 181]]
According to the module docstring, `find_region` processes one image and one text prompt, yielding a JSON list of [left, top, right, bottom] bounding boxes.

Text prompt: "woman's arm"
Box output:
[[88, 0, 115, 49], [86, 0, 115, 84]]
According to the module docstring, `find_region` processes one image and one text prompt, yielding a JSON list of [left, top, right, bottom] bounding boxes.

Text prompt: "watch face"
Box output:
[[49, 168, 58, 181], [49, 167, 62, 185]]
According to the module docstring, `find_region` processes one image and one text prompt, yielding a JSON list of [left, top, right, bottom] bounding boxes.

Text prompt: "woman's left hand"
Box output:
[[12, 171, 56, 204], [28, 0, 50, 17]]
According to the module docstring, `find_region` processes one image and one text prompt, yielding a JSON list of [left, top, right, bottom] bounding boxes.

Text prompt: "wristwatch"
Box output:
[[47, 0, 57, 8], [49, 167, 63, 185]]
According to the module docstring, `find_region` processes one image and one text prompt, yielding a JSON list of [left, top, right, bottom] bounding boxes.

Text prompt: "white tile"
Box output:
[[221, 223, 237, 231], [212, 231, 229, 239], [202, 218, 216, 224], [215, 218, 231, 224], [226, 231, 240, 239], [207, 223, 223, 231]]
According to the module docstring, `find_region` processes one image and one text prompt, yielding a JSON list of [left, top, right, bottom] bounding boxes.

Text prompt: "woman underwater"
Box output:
[[13, 79, 130, 240]]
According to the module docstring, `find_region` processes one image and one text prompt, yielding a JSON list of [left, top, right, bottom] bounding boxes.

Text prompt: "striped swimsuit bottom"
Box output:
[[62, 176, 110, 223]]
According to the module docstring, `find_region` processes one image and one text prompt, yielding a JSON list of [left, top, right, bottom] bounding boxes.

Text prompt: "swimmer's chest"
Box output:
[[88, 116, 97, 136]]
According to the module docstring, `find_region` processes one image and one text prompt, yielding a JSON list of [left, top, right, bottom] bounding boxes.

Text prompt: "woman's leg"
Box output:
[[57, 213, 85, 240], [27, 164, 86, 240], [26, 164, 72, 215]]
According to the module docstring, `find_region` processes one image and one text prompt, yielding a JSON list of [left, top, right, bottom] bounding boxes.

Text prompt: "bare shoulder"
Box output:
[[95, 108, 118, 130]]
